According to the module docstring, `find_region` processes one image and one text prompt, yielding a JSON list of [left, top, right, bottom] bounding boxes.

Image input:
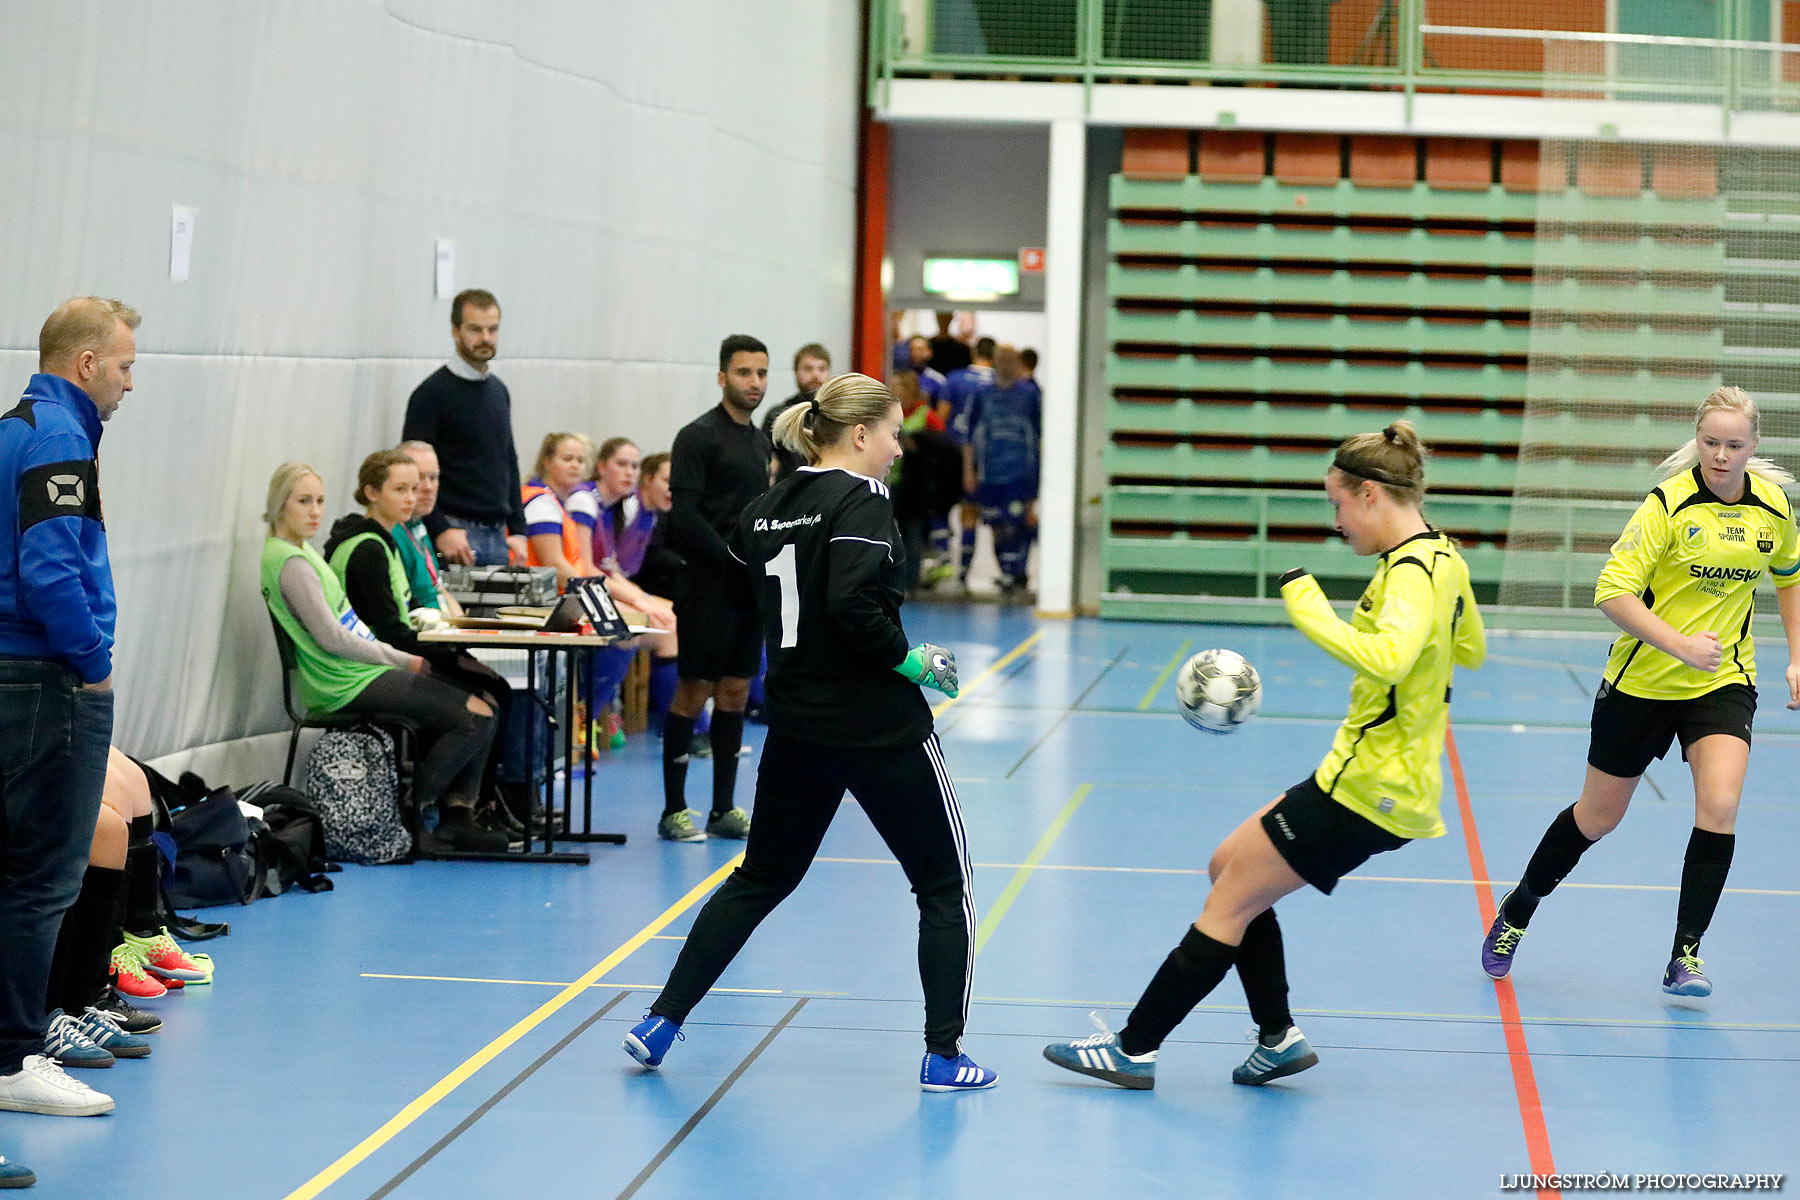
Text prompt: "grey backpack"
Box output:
[[302, 727, 412, 864]]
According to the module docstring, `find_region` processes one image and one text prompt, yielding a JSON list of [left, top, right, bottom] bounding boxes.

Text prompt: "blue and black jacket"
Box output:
[[0, 373, 115, 682]]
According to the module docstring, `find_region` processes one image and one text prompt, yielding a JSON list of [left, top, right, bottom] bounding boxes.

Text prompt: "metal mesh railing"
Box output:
[[1499, 142, 1800, 616], [873, 0, 1800, 109]]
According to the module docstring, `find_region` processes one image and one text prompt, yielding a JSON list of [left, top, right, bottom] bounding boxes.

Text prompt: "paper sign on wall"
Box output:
[[169, 206, 198, 282], [434, 238, 455, 299]]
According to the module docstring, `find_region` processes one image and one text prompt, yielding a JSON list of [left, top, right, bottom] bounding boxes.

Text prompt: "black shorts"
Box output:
[[1587, 680, 1756, 779], [1262, 776, 1409, 895], [674, 569, 763, 682]]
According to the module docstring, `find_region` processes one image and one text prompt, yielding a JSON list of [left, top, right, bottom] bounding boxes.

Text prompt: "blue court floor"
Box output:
[[11, 607, 1798, 1199]]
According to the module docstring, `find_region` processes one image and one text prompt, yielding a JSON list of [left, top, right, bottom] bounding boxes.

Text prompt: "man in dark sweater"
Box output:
[[401, 289, 528, 567], [660, 334, 773, 843], [761, 342, 831, 483]]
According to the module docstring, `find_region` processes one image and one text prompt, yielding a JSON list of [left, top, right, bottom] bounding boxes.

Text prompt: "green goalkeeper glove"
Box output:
[[896, 643, 959, 698]]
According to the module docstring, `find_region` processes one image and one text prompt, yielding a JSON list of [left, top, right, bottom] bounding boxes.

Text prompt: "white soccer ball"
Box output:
[[1175, 648, 1262, 734]]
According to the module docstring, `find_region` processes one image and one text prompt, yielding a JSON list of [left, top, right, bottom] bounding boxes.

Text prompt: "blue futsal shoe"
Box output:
[[1232, 1026, 1319, 1085], [623, 1013, 683, 1069], [1041, 1013, 1155, 1090], [1662, 947, 1712, 997], [920, 1052, 998, 1092]]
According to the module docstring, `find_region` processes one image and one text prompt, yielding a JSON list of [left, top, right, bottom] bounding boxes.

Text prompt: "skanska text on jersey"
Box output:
[[1689, 564, 1761, 583]]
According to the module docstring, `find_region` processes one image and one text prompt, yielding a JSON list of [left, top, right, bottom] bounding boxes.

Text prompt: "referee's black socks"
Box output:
[[1506, 804, 1599, 928], [662, 713, 697, 817], [708, 710, 744, 818], [1673, 827, 1734, 958], [1119, 926, 1236, 1057]]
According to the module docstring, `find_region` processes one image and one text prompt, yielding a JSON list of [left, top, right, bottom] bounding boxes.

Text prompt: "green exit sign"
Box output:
[[922, 257, 1019, 300]]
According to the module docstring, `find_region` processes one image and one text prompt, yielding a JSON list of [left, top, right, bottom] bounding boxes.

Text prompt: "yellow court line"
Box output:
[[286, 854, 743, 1200], [1136, 638, 1191, 711], [973, 784, 1092, 955], [811, 857, 1800, 898], [931, 630, 1042, 718]]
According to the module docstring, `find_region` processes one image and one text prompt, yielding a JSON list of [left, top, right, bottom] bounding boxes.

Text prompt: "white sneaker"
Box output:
[[0, 1054, 115, 1115]]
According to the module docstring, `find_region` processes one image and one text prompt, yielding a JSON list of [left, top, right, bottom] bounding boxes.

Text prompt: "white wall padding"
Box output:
[[0, 0, 860, 764]]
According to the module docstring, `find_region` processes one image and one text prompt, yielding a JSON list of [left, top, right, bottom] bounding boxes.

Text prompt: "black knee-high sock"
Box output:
[[709, 711, 744, 817], [1236, 909, 1293, 1043], [1673, 828, 1735, 958], [662, 712, 697, 817], [123, 816, 162, 938], [1119, 927, 1237, 1057], [1504, 804, 1598, 928], [48, 865, 125, 1014]]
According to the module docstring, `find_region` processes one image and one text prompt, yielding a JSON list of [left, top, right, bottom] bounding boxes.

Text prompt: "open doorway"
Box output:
[[890, 307, 1046, 601]]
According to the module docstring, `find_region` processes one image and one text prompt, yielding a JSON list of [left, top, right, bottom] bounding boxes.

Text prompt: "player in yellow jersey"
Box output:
[[1482, 387, 1800, 997], [1045, 421, 1485, 1090]]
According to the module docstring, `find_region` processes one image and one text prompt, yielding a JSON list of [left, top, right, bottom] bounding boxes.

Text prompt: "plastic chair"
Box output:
[[267, 610, 417, 790]]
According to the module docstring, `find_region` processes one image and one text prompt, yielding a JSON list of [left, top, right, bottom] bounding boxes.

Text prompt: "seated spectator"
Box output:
[[628, 452, 709, 747], [393, 440, 462, 618], [39, 750, 172, 1072], [631, 452, 680, 601], [590, 438, 676, 627], [97, 751, 202, 1007], [260, 462, 504, 853], [325, 450, 516, 828], [523, 433, 601, 591], [582, 437, 680, 749]]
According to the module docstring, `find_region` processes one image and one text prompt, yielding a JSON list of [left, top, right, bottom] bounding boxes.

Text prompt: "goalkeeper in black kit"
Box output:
[[624, 372, 997, 1092]]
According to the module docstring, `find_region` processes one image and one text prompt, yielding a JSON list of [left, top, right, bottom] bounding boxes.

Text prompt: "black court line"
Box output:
[[365, 991, 631, 1200], [1003, 648, 1129, 779], [1564, 665, 1591, 697], [937, 647, 1042, 737], [616, 999, 809, 1200]]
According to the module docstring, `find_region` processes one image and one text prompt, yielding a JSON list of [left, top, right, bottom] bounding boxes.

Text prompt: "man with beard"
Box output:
[[762, 342, 831, 482], [659, 335, 773, 843], [401, 289, 528, 567]]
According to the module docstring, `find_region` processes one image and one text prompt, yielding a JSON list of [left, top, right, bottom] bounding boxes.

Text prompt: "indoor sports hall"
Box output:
[[4, 2, 1799, 1199]]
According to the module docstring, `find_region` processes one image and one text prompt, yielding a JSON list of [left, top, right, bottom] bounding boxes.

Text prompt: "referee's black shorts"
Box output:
[[674, 566, 763, 682], [1262, 775, 1409, 895], [1587, 679, 1756, 779]]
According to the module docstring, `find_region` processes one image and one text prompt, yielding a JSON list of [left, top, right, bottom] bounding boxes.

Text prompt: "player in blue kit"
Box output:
[[938, 338, 996, 584], [962, 345, 1041, 595]]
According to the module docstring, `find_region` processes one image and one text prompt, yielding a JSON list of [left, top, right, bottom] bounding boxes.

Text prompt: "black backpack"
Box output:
[[238, 782, 336, 896], [163, 781, 262, 908]]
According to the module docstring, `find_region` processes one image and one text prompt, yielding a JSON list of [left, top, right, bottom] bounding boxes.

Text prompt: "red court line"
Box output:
[[1446, 727, 1562, 1200]]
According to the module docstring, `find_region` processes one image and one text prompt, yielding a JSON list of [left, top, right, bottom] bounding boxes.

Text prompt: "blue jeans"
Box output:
[[440, 514, 510, 567], [0, 659, 113, 1073]]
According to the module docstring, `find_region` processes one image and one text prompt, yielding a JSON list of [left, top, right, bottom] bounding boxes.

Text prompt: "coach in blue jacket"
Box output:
[[0, 296, 136, 1119]]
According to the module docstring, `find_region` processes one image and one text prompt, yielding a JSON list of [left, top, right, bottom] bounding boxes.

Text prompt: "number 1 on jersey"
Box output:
[[767, 542, 800, 648]]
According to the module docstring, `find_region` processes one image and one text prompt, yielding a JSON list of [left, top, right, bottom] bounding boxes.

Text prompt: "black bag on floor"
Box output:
[[164, 783, 261, 908], [134, 760, 234, 936], [239, 782, 337, 896]]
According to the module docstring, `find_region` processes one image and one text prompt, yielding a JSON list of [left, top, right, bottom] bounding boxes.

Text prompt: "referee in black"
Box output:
[[660, 334, 774, 842], [625, 372, 997, 1091]]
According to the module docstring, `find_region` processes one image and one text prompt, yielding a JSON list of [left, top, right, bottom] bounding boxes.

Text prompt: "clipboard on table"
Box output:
[[569, 576, 633, 638]]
